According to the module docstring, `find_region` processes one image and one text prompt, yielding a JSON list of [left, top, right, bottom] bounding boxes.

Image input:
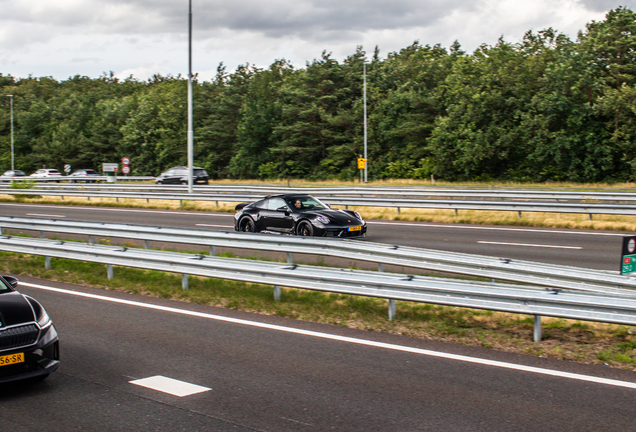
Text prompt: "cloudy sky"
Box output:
[[0, 0, 632, 82]]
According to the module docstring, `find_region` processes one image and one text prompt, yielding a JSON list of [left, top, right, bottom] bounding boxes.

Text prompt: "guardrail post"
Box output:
[[274, 285, 281, 302], [144, 240, 149, 249], [378, 263, 384, 272], [45, 256, 51, 270], [388, 299, 396, 321], [533, 315, 542, 342], [397, 207, 401, 214], [210, 246, 215, 256], [589, 214, 593, 221], [518, 211, 522, 218], [182, 274, 189, 290], [89, 235, 94, 245], [107, 264, 113, 280], [287, 252, 293, 264]]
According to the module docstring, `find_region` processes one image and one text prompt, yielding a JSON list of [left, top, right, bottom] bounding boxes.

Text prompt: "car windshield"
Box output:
[[287, 196, 328, 211]]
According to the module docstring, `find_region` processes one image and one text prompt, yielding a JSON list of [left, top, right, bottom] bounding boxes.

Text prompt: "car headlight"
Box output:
[[354, 211, 363, 220], [38, 309, 51, 329], [316, 215, 330, 224]]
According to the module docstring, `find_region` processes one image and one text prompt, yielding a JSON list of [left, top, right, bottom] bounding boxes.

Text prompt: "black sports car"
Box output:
[[0, 275, 60, 384], [234, 194, 367, 237]]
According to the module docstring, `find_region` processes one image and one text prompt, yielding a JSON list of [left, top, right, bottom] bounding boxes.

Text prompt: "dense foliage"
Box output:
[[2, 7, 636, 182]]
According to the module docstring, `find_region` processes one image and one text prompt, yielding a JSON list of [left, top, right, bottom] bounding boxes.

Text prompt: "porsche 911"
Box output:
[[234, 194, 367, 237]]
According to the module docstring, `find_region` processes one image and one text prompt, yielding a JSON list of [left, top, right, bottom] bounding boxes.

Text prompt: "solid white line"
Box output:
[[477, 241, 582, 250], [0, 203, 234, 217], [25, 213, 66, 218], [21, 281, 636, 390], [367, 221, 626, 236], [195, 224, 232, 228]]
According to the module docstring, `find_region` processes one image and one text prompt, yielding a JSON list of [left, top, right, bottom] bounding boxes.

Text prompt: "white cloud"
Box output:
[[0, 0, 633, 81]]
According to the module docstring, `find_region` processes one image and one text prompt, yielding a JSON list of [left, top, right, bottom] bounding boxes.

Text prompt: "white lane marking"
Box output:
[[477, 241, 582, 250], [195, 224, 232, 228], [368, 221, 626, 236], [0, 203, 234, 217], [25, 213, 67, 218], [130, 375, 210, 397], [22, 282, 636, 390]]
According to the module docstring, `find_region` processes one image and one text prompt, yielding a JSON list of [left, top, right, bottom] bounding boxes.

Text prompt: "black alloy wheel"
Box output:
[[296, 220, 313, 236], [239, 216, 256, 232]]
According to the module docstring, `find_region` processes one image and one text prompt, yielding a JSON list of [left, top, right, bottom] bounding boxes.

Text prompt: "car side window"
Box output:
[[255, 199, 268, 209], [268, 198, 287, 210]]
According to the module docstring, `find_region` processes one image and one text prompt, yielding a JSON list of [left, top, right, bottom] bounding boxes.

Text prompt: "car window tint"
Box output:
[[254, 199, 268, 209], [268, 198, 287, 210], [0, 279, 11, 291]]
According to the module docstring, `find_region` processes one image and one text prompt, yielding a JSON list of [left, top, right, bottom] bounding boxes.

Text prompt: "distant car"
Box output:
[[234, 194, 367, 237], [68, 169, 100, 183], [155, 166, 209, 185], [0, 170, 27, 182], [0, 275, 60, 383], [30, 169, 62, 182]]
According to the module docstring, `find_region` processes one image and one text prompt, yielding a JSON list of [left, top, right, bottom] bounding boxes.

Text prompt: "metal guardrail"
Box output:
[[1, 176, 153, 183], [2, 184, 636, 216], [2, 235, 636, 339], [0, 216, 634, 297]]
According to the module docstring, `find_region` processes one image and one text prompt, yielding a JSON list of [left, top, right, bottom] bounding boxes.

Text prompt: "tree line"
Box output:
[[1, 7, 636, 182]]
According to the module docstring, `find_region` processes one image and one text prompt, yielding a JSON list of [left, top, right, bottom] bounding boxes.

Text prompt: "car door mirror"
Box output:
[[276, 206, 290, 214], [2, 275, 18, 288]]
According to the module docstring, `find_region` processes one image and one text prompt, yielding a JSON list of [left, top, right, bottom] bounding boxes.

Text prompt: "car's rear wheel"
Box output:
[[239, 216, 256, 232], [296, 221, 313, 236]]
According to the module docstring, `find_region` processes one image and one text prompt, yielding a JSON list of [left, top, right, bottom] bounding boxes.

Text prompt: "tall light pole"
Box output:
[[187, 0, 194, 193], [363, 63, 367, 183], [7, 95, 14, 170]]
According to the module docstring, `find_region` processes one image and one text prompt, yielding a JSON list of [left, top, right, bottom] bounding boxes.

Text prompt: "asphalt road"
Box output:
[[0, 202, 629, 271], [2, 277, 636, 431]]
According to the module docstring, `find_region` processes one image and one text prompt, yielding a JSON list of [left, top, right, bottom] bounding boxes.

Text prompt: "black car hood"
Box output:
[[303, 209, 362, 225], [0, 292, 35, 327]]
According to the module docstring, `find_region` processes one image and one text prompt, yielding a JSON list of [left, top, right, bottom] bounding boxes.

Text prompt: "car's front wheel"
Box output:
[[296, 221, 313, 236], [238, 216, 256, 233]]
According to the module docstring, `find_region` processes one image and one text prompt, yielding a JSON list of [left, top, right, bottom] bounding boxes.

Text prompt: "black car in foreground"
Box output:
[[0, 275, 59, 383], [234, 194, 367, 237], [155, 166, 210, 185]]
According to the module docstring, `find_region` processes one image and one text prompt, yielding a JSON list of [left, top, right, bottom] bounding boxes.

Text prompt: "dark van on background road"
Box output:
[[155, 166, 210, 185]]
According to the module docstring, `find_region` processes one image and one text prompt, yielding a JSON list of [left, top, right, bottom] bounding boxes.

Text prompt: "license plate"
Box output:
[[0, 352, 24, 366], [348, 226, 362, 232]]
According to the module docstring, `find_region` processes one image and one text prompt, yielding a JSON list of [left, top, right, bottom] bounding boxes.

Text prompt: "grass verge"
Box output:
[[3, 251, 636, 370]]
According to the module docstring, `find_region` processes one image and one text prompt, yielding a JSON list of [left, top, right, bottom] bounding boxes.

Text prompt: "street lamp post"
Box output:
[[363, 63, 367, 183], [7, 95, 14, 170], [187, 0, 194, 193]]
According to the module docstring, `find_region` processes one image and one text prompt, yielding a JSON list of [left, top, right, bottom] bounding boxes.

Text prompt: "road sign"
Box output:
[[121, 157, 130, 166], [102, 163, 118, 173], [64, 164, 71, 173], [621, 236, 636, 274], [357, 158, 367, 169], [122, 166, 130, 175]]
